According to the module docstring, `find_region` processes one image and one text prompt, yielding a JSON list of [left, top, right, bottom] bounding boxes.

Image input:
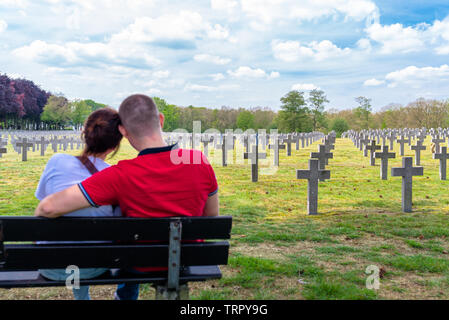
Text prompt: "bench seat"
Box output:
[[0, 265, 222, 288]]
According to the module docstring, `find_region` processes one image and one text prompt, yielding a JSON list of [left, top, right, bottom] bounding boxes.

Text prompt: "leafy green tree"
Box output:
[[308, 89, 329, 131], [236, 110, 255, 130], [41, 95, 71, 129], [331, 118, 349, 137], [354, 96, 372, 129], [71, 100, 92, 130], [84, 99, 107, 111], [276, 90, 312, 132], [153, 97, 180, 131]]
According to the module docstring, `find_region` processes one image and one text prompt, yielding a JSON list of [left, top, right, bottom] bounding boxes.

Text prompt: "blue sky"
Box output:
[[1, 0, 449, 111]]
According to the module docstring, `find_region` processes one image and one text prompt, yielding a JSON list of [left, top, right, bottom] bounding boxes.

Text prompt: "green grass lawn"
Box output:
[[0, 136, 448, 300]]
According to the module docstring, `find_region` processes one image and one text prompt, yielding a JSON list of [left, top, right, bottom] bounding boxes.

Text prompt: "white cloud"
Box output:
[[356, 38, 372, 52], [153, 70, 170, 79], [45, 0, 157, 35], [211, 73, 225, 81], [148, 88, 162, 95], [385, 65, 449, 88], [207, 24, 230, 40], [272, 40, 351, 62], [184, 83, 239, 92], [227, 66, 279, 79], [429, 17, 449, 54], [364, 17, 449, 55], [365, 23, 426, 54], [211, 0, 238, 13], [0, 19, 7, 33], [363, 78, 385, 86], [111, 11, 230, 44], [185, 84, 218, 92], [13, 39, 160, 69], [269, 71, 280, 79], [292, 83, 320, 91], [194, 54, 231, 65], [241, 0, 379, 25], [0, 0, 28, 8]]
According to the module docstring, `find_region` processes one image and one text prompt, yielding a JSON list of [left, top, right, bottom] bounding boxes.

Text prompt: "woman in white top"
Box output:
[[35, 108, 123, 300]]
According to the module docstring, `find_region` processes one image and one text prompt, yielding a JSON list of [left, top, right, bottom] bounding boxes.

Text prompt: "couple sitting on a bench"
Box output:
[[34, 94, 219, 300]]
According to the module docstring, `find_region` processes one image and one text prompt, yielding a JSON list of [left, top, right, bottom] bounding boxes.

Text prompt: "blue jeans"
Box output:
[[39, 268, 108, 300], [115, 269, 148, 300]]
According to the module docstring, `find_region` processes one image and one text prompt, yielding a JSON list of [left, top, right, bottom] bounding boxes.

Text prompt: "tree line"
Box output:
[[2, 73, 449, 134], [0, 73, 108, 130]]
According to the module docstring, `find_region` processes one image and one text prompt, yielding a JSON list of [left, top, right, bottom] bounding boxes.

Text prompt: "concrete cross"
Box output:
[[51, 137, 58, 153], [396, 135, 410, 156], [311, 144, 333, 172], [375, 146, 396, 180], [201, 135, 214, 157], [365, 140, 381, 166], [16, 138, 33, 162], [283, 134, 296, 156], [0, 139, 7, 158], [300, 134, 306, 148], [432, 135, 445, 154], [241, 134, 251, 153], [411, 140, 426, 166], [433, 146, 449, 180], [360, 136, 370, 152], [38, 137, 47, 156], [268, 136, 286, 166], [381, 134, 387, 146], [391, 157, 424, 213], [323, 138, 335, 165], [244, 140, 267, 182], [216, 133, 233, 167], [294, 134, 300, 150], [296, 159, 330, 215], [388, 133, 396, 150]]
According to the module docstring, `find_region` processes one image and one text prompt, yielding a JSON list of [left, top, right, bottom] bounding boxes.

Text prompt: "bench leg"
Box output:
[[155, 283, 189, 300]]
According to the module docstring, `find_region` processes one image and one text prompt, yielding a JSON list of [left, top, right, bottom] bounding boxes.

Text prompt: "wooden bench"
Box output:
[[0, 216, 232, 300]]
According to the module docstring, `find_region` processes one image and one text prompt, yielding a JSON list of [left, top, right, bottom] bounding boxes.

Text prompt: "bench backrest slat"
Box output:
[[2, 242, 230, 270], [0, 216, 232, 241]]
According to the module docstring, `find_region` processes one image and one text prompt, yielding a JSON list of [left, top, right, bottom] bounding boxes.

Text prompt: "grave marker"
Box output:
[[396, 135, 410, 156], [366, 140, 381, 166], [311, 144, 333, 171], [411, 140, 426, 166], [244, 139, 267, 182], [391, 157, 423, 213], [431, 135, 445, 154], [296, 159, 330, 215], [268, 136, 285, 167], [433, 146, 449, 180], [374, 146, 395, 180], [16, 138, 33, 162]]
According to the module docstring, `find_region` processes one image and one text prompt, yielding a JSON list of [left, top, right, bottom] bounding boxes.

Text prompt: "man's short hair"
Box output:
[[119, 94, 161, 137]]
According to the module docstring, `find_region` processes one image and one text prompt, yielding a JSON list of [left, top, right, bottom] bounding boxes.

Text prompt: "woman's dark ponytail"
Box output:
[[80, 108, 123, 162]]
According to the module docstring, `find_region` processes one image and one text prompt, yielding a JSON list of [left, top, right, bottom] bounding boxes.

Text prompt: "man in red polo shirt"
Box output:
[[35, 94, 219, 299]]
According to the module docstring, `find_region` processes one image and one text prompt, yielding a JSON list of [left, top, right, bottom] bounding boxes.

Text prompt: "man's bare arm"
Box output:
[[203, 193, 219, 217], [35, 185, 90, 218]]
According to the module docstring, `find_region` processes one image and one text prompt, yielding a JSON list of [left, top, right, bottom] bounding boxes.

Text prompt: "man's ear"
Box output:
[[118, 124, 128, 138], [159, 113, 165, 131]]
